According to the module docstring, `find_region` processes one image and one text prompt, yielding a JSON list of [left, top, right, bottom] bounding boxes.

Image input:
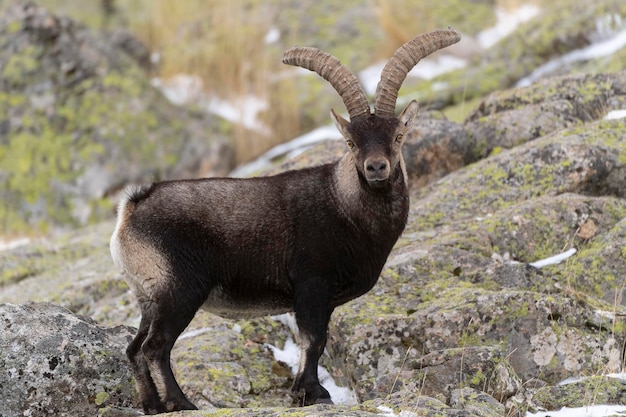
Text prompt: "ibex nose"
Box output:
[[364, 158, 390, 184], [366, 159, 388, 175]]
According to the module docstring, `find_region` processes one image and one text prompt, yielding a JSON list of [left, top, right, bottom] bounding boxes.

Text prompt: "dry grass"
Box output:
[[119, 0, 303, 164], [29, 0, 545, 164]]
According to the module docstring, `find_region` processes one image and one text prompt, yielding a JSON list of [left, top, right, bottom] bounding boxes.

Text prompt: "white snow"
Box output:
[[529, 248, 577, 268], [266, 313, 358, 406], [477, 5, 541, 49], [152, 74, 271, 135], [229, 124, 343, 177], [264, 26, 281, 44], [178, 327, 213, 340], [406, 55, 467, 80], [0, 237, 30, 252], [151, 75, 204, 106], [517, 16, 626, 87], [204, 94, 270, 134], [359, 55, 466, 96], [604, 109, 626, 120], [359, 62, 387, 96], [526, 405, 626, 417], [492, 248, 577, 268]]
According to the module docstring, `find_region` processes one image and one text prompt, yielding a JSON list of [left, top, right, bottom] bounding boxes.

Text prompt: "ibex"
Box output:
[[110, 29, 460, 414]]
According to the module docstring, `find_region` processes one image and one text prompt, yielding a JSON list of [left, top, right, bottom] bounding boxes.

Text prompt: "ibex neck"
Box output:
[[332, 153, 409, 234]]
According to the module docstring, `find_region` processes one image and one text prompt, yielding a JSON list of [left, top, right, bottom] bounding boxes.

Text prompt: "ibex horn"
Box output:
[[374, 29, 461, 118], [283, 47, 371, 122]]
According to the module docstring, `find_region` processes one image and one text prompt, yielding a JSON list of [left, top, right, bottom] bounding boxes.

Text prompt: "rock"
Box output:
[[450, 387, 505, 417], [169, 311, 294, 409], [407, 118, 626, 233], [403, 115, 473, 191], [0, 302, 135, 416], [0, 2, 234, 235], [1, 11, 625, 410], [528, 376, 626, 411], [0, 221, 138, 328], [409, 0, 626, 108], [464, 73, 626, 158]]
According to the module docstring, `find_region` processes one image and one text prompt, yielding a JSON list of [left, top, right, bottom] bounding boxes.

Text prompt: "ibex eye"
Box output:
[[395, 134, 403, 142], [346, 140, 355, 149]]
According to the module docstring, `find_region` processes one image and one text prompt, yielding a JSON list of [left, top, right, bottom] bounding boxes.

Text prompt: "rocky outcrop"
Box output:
[[1, 71, 625, 416], [0, 2, 234, 235], [0, 303, 136, 416], [464, 72, 626, 158], [1, 0, 626, 414]]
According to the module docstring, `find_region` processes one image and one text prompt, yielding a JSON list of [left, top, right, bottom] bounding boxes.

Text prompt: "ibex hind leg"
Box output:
[[127, 312, 166, 414], [135, 298, 199, 413]]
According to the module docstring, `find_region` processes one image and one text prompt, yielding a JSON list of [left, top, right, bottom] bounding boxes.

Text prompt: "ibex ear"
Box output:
[[330, 109, 350, 139], [398, 100, 419, 127]]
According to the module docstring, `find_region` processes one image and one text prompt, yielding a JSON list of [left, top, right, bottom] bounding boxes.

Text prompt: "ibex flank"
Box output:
[[110, 29, 461, 414]]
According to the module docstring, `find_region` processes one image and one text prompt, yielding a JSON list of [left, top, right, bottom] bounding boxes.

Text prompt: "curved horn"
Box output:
[[374, 29, 462, 118], [283, 47, 370, 122]]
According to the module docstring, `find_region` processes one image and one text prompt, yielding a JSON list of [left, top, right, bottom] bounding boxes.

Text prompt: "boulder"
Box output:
[[0, 302, 136, 416], [464, 72, 626, 158], [0, 2, 234, 235]]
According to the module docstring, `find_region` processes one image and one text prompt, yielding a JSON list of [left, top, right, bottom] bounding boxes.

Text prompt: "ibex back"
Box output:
[[110, 29, 461, 414]]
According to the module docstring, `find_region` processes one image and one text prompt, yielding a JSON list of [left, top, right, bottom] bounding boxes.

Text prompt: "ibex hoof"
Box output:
[[315, 397, 334, 405]]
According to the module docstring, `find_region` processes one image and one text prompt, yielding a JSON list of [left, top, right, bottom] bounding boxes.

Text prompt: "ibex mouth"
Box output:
[[366, 177, 389, 188]]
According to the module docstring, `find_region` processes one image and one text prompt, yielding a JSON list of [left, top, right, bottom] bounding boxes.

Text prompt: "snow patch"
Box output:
[[151, 75, 204, 106], [266, 313, 358, 406], [152, 75, 270, 135], [230, 124, 343, 177], [526, 405, 626, 417], [517, 16, 626, 87], [0, 237, 31, 252], [604, 109, 626, 120], [178, 327, 213, 340], [477, 5, 541, 49], [529, 248, 577, 268], [492, 248, 577, 268], [205, 95, 270, 134], [377, 405, 419, 417], [407, 55, 467, 80], [264, 26, 280, 44], [359, 56, 466, 96]]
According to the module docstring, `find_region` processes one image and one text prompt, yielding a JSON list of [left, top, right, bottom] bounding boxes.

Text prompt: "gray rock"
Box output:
[[0, 2, 234, 234], [403, 116, 472, 191], [0, 302, 136, 416], [464, 73, 626, 157], [528, 376, 626, 411], [450, 387, 505, 417], [1, 30, 625, 415]]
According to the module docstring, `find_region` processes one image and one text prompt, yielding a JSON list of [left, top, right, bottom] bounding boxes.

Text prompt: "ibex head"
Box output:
[[283, 29, 461, 188]]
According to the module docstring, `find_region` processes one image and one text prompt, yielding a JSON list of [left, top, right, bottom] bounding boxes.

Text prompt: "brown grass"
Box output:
[[121, 1, 304, 164], [29, 0, 546, 165]]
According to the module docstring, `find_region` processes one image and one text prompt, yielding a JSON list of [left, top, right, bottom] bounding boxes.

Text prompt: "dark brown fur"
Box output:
[[111, 28, 460, 414], [111, 104, 417, 413]]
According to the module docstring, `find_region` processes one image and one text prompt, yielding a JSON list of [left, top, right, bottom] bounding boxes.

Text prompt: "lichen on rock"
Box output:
[[0, 2, 234, 235]]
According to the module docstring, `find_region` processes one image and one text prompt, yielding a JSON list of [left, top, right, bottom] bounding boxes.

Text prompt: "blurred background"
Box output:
[[0, 0, 624, 238]]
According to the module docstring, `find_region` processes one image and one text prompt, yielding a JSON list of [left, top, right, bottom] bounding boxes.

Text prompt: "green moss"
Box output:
[[0, 61, 197, 234], [1, 45, 41, 86], [531, 376, 624, 409], [94, 391, 110, 406]]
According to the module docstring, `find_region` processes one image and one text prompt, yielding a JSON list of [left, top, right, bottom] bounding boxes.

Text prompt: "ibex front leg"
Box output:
[[291, 281, 334, 405]]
